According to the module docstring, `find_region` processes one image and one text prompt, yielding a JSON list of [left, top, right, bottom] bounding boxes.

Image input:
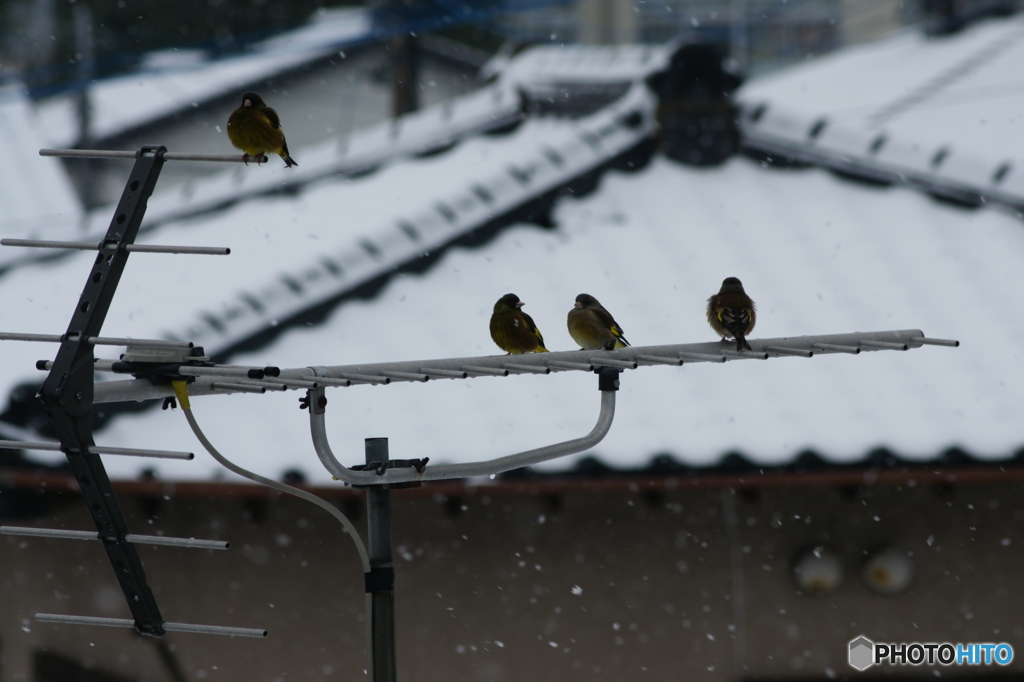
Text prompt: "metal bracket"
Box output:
[[37, 146, 168, 637], [110, 345, 211, 388], [596, 366, 621, 391], [350, 457, 429, 489], [307, 370, 619, 486], [364, 566, 396, 593]]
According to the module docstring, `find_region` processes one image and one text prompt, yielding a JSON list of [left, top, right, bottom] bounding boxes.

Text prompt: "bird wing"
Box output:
[[592, 307, 628, 345], [521, 311, 547, 348], [717, 304, 754, 338], [262, 107, 283, 130], [718, 306, 747, 325]]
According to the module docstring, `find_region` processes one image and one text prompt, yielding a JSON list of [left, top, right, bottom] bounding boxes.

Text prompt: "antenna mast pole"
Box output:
[[364, 438, 398, 682]]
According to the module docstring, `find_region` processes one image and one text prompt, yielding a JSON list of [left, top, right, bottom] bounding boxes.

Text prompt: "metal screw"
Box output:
[[75, 391, 83, 400]]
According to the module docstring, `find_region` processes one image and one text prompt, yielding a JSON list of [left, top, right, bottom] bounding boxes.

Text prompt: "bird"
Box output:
[[567, 294, 629, 350], [489, 294, 549, 355], [227, 91, 298, 168], [707, 277, 756, 351]]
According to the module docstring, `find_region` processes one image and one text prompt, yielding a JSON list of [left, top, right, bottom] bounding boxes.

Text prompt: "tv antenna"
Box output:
[[0, 146, 958, 682]]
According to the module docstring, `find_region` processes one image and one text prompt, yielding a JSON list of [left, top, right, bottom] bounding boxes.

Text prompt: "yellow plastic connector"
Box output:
[[171, 380, 191, 410]]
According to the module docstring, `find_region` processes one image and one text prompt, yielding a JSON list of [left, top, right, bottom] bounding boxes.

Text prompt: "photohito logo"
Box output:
[[848, 636, 874, 671], [848, 636, 1014, 670]]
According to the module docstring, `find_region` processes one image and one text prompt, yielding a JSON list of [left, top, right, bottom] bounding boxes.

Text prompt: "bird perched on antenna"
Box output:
[[707, 277, 756, 351], [227, 91, 298, 168], [567, 294, 629, 350], [490, 294, 549, 355]]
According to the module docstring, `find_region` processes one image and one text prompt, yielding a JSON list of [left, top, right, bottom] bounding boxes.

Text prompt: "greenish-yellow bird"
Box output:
[[567, 293, 630, 350], [489, 294, 549, 355], [227, 91, 298, 168], [707, 277, 756, 351]]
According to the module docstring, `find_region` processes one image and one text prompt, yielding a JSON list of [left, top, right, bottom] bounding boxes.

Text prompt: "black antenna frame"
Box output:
[[37, 145, 169, 636]]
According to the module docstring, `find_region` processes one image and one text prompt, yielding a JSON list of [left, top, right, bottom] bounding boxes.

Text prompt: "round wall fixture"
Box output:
[[793, 546, 843, 596], [862, 547, 914, 595]]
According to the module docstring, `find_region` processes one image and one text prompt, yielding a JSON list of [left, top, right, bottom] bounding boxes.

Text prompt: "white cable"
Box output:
[[180, 406, 370, 573]]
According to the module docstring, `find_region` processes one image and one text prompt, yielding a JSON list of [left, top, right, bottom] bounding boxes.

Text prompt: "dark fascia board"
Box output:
[[4, 458, 1024, 501]]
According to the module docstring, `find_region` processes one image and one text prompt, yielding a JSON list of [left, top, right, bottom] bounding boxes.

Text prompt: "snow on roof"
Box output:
[[90, 83, 523, 232], [490, 42, 678, 87], [8, 150, 1016, 484], [3, 38, 678, 275], [162, 86, 652, 355], [0, 82, 523, 274], [0, 87, 81, 244], [6, 23, 1024, 484], [0, 88, 652, 415], [737, 14, 1024, 211], [33, 8, 372, 148]]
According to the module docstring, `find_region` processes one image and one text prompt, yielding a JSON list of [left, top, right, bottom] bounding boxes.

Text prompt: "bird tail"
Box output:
[[535, 346, 550, 353], [735, 335, 752, 352], [279, 141, 298, 168]]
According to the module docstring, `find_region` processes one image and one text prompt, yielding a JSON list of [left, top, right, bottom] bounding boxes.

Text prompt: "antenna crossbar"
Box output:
[[88, 329, 958, 406], [40, 148, 250, 163], [2, 332, 191, 348], [764, 345, 814, 358], [1, 238, 229, 256], [34, 614, 266, 638], [634, 355, 682, 366], [0, 439, 192, 460], [1, 526, 228, 549]]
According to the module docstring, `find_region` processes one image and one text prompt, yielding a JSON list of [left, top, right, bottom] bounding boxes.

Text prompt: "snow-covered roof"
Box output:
[[0, 88, 654, 426], [0, 81, 524, 274], [0, 87, 81, 246], [4, 38, 678, 275], [737, 14, 1024, 212], [5, 148, 1015, 483], [34, 8, 372, 148], [488, 42, 679, 86], [90, 82, 525, 235], [163, 85, 653, 354], [4, 18, 1023, 484]]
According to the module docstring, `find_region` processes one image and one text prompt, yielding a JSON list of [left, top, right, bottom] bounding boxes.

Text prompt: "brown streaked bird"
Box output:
[[567, 294, 629, 350], [227, 91, 298, 168], [489, 294, 549, 355], [707, 277, 756, 351]]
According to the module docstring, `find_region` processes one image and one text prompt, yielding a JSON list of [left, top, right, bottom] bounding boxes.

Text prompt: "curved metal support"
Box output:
[[308, 381, 617, 486], [174, 388, 370, 573]]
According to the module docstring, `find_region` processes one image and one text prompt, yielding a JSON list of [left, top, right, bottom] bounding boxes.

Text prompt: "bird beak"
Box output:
[[243, 99, 252, 107], [515, 301, 525, 308], [574, 301, 582, 309]]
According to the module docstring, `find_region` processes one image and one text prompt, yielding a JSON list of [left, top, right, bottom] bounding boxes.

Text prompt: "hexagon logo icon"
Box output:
[[849, 636, 875, 671]]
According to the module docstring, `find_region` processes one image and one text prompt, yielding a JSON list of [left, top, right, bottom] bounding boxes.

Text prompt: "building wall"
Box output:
[[840, 0, 905, 45], [577, 0, 639, 44], [503, 0, 914, 77], [1, 475, 1021, 681]]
